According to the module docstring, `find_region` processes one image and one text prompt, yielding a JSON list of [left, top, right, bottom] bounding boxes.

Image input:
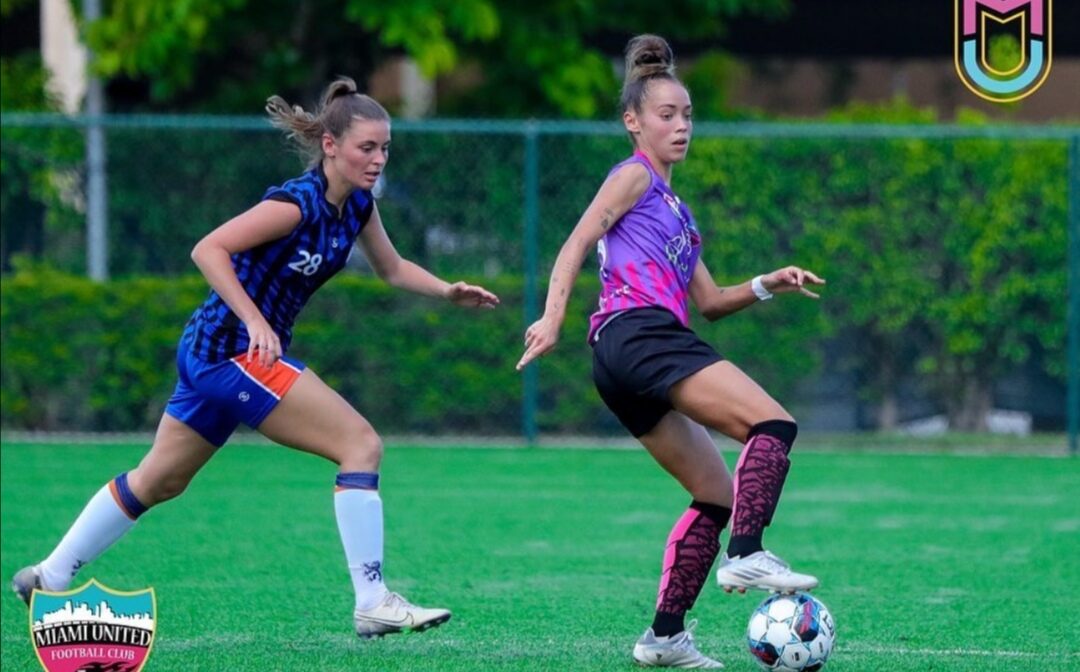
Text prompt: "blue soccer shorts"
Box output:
[[165, 345, 306, 447]]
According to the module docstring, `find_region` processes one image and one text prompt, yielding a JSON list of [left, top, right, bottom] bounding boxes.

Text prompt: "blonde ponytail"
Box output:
[[266, 77, 390, 167]]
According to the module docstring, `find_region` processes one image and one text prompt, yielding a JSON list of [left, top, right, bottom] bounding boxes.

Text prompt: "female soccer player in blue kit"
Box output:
[[517, 35, 825, 667], [13, 77, 499, 638]]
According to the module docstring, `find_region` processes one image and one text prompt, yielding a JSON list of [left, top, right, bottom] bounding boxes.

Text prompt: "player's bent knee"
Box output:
[[747, 418, 799, 450], [128, 470, 190, 507], [153, 477, 191, 503], [689, 480, 733, 508], [681, 460, 734, 505], [750, 404, 794, 426], [341, 422, 383, 469]]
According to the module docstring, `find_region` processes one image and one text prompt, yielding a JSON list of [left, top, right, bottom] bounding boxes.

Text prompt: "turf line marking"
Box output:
[[844, 643, 1071, 659]]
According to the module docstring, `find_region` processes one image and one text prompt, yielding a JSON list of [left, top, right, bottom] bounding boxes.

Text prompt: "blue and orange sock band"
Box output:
[[108, 472, 148, 520], [335, 472, 379, 492]]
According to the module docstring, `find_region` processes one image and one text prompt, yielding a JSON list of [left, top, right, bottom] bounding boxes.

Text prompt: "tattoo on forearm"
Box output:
[[600, 207, 616, 231]]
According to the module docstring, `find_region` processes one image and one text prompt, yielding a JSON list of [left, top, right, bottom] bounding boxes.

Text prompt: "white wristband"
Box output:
[[751, 275, 774, 301]]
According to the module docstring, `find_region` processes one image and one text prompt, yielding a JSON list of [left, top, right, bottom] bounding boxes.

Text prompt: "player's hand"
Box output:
[[517, 315, 560, 371], [244, 317, 282, 369], [446, 281, 500, 309], [762, 266, 826, 299]]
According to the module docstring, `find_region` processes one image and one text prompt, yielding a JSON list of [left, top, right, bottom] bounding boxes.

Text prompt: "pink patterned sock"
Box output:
[[652, 501, 731, 635], [729, 420, 797, 556]]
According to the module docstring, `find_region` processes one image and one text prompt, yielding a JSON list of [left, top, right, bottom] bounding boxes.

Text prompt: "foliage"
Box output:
[[1, 110, 1070, 431], [0, 268, 573, 432], [678, 51, 751, 121], [87, 0, 248, 101], [917, 111, 1067, 428], [0, 260, 834, 433], [77, 0, 789, 116], [686, 99, 1068, 430], [342, 0, 500, 78], [0, 55, 86, 273], [0, 54, 50, 111]]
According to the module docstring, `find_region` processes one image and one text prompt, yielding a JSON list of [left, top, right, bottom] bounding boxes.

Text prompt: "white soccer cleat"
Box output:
[[716, 550, 818, 594], [353, 591, 451, 638], [632, 621, 724, 668]]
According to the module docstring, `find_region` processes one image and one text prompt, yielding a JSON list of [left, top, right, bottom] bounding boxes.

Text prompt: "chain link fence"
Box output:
[[1, 114, 1077, 447]]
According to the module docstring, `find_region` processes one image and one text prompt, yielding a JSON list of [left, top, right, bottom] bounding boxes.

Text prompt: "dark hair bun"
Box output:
[[624, 34, 674, 85]]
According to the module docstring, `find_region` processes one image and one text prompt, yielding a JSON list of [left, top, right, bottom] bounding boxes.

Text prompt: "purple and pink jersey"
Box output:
[[587, 150, 703, 342]]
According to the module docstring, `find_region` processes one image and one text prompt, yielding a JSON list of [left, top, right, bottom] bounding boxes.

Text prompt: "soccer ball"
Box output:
[[746, 592, 836, 671]]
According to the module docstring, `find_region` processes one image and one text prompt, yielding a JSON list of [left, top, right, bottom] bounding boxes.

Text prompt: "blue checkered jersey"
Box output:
[[184, 165, 374, 362]]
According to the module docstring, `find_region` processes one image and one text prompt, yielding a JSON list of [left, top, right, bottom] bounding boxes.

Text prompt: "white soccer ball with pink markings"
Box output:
[[746, 592, 836, 671]]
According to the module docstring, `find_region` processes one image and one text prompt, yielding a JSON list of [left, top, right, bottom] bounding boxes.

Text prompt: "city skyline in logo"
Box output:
[[34, 599, 155, 630]]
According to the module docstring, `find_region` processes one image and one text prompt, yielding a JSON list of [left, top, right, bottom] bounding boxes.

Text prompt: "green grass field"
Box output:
[[2, 441, 1077, 671]]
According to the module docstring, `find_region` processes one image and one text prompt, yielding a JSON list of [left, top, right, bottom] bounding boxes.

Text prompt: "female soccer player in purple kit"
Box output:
[[517, 35, 825, 668], [13, 78, 499, 639]]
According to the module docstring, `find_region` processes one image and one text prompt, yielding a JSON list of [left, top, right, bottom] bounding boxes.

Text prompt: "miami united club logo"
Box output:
[[955, 0, 1053, 102], [29, 579, 156, 672]]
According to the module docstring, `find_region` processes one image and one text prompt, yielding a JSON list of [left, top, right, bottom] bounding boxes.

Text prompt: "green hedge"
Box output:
[[0, 104, 1070, 431], [0, 262, 827, 433], [679, 105, 1069, 428]]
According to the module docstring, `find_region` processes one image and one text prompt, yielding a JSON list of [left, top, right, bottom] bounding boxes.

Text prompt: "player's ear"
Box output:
[[322, 132, 337, 158], [623, 109, 641, 135]]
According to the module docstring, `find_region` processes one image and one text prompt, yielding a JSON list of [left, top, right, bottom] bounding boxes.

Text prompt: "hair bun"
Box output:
[[635, 48, 665, 66], [624, 34, 674, 84]]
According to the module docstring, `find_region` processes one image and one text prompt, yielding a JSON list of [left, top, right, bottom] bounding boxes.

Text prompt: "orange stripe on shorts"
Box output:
[[231, 354, 303, 400]]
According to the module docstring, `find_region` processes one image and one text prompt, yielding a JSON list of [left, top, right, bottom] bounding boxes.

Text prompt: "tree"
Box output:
[[798, 101, 1068, 431], [919, 111, 1067, 430], [82, 0, 789, 116]]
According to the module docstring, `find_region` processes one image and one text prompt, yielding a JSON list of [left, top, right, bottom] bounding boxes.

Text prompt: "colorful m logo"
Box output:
[[955, 0, 1052, 102]]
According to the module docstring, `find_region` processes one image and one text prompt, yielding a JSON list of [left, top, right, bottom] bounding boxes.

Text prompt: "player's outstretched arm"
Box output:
[[516, 162, 650, 371], [690, 261, 826, 321], [358, 204, 500, 309]]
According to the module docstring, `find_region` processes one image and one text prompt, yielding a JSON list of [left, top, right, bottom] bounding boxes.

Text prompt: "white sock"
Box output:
[[38, 482, 138, 590], [334, 487, 387, 610]]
